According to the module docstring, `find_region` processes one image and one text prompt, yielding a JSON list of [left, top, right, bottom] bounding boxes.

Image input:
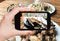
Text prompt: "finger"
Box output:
[[14, 30, 35, 36], [4, 6, 35, 21]]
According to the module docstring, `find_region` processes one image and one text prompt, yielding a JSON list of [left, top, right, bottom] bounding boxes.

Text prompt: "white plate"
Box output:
[[28, 2, 55, 14], [45, 3, 55, 14], [51, 20, 60, 41]]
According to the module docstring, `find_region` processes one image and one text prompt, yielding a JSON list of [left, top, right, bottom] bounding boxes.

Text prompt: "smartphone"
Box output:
[[15, 11, 51, 30]]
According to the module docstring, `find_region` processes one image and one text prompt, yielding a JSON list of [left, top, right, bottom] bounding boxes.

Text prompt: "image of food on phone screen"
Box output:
[[15, 12, 50, 30]]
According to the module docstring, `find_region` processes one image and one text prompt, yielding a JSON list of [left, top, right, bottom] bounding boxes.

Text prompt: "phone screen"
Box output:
[[15, 11, 51, 30]]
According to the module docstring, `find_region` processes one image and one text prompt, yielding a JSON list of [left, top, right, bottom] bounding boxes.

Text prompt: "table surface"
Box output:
[[50, 0, 60, 26]]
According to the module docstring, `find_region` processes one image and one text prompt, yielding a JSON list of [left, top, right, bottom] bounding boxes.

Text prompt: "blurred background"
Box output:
[[0, 0, 60, 25], [0, 0, 60, 41]]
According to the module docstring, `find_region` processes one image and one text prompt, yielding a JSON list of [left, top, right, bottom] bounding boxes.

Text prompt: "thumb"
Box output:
[[13, 30, 35, 36]]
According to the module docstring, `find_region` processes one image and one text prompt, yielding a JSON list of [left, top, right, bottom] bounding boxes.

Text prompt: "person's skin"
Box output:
[[0, 6, 35, 41]]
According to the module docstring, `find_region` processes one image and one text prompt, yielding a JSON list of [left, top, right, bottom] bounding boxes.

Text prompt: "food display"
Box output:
[[28, 2, 55, 14], [19, 23, 57, 41], [20, 23, 57, 41]]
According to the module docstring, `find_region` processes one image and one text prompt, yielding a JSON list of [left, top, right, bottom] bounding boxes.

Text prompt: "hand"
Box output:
[[0, 6, 35, 41]]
